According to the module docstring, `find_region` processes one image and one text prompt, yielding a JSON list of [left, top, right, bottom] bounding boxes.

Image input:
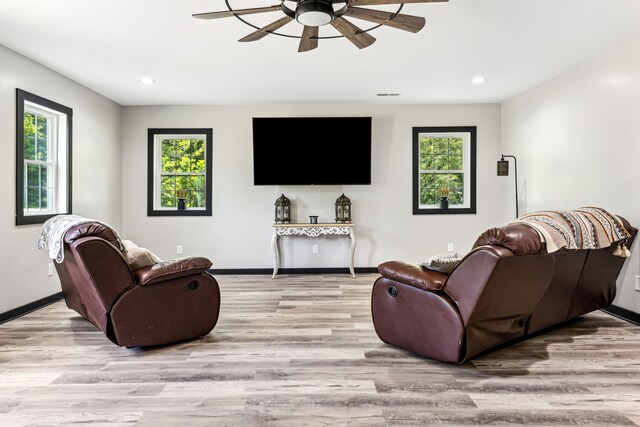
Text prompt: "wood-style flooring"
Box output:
[[1, 273, 640, 426]]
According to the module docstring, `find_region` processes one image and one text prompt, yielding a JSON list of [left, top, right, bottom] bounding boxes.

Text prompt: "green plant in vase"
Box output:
[[176, 188, 188, 211], [439, 186, 449, 209]]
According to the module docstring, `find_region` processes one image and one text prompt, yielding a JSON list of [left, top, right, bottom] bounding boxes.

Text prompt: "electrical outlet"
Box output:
[[176, 245, 183, 255], [47, 263, 54, 276], [312, 244, 319, 254], [447, 243, 454, 252], [635, 275, 640, 292]]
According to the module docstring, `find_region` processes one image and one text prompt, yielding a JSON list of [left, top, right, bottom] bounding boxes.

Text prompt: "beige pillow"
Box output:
[[421, 252, 463, 274], [122, 240, 162, 270]]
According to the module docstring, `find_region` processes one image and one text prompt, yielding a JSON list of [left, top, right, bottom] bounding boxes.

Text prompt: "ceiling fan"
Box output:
[[193, 0, 448, 53]]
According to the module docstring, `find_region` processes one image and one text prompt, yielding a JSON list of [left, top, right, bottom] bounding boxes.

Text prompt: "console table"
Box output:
[[271, 223, 356, 278]]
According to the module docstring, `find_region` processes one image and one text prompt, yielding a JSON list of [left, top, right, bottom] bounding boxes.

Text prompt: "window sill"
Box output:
[[147, 208, 211, 217], [413, 207, 476, 215], [16, 212, 68, 226]]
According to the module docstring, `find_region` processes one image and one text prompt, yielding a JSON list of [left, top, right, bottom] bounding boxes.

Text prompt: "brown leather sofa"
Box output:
[[372, 218, 637, 363], [54, 222, 221, 347]]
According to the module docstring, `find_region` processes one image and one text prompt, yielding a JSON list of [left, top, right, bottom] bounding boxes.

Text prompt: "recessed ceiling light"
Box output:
[[472, 76, 487, 85], [140, 77, 156, 85]]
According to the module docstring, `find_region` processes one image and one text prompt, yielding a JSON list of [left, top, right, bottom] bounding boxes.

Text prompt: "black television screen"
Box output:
[[253, 117, 372, 185]]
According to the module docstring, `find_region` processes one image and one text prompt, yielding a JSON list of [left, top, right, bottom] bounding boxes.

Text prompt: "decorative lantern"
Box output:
[[335, 193, 352, 223], [274, 194, 291, 223]]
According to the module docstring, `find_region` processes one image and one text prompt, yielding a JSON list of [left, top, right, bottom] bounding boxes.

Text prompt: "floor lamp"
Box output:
[[497, 155, 519, 218]]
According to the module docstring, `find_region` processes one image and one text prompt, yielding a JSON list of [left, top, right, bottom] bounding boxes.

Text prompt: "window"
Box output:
[[16, 89, 72, 225], [413, 126, 476, 215], [147, 128, 213, 216]]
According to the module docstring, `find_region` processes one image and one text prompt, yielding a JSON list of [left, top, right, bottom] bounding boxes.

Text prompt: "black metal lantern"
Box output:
[[335, 193, 352, 223], [274, 194, 291, 223]]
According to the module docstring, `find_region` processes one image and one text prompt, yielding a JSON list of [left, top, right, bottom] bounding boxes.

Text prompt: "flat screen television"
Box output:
[[253, 117, 372, 185]]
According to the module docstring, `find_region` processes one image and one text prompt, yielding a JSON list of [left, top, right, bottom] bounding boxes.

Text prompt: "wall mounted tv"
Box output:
[[253, 117, 372, 186]]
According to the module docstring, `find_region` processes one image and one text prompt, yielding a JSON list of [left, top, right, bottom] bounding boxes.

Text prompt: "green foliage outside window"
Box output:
[[419, 137, 464, 206], [23, 112, 51, 210], [160, 138, 206, 208]]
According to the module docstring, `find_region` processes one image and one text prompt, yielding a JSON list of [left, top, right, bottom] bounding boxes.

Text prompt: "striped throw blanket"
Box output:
[[513, 207, 631, 253]]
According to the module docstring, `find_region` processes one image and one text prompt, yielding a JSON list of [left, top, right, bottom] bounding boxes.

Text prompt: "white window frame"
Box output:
[[412, 126, 476, 215], [417, 131, 471, 209], [153, 134, 207, 211], [147, 128, 213, 217], [23, 103, 65, 215], [16, 89, 72, 226]]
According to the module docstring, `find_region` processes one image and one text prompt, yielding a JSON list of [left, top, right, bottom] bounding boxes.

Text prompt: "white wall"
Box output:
[[121, 104, 505, 272], [0, 44, 122, 314], [502, 35, 640, 313], [4, 31, 638, 318]]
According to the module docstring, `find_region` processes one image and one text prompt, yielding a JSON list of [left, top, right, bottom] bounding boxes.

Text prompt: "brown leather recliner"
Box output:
[[372, 218, 637, 363], [54, 222, 221, 347]]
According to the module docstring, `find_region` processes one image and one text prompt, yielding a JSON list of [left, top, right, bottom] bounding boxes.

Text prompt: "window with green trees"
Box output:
[[412, 126, 476, 215], [159, 138, 206, 208], [16, 89, 72, 226], [24, 110, 54, 211], [148, 128, 212, 217]]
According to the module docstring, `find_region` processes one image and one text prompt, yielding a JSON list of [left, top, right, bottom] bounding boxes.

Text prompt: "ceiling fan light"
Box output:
[[472, 76, 487, 85], [296, 0, 334, 26]]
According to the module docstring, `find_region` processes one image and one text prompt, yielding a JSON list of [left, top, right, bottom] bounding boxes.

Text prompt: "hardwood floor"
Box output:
[[1, 273, 640, 426]]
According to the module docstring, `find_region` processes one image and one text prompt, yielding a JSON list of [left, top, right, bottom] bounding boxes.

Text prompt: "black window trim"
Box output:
[[147, 128, 213, 217], [16, 89, 73, 226], [412, 126, 477, 215]]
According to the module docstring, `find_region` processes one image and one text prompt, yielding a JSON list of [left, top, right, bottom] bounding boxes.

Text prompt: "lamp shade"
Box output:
[[497, 159, 509, 176]]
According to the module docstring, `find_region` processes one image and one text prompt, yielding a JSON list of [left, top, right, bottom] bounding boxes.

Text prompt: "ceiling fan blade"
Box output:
[[345, 7, 425, 33], [192, 5, 282, 20], [239, 16, 294, 42], [330, 17, 376, 49], [349, 0, 447, 6], [298, 26, 319, 52]]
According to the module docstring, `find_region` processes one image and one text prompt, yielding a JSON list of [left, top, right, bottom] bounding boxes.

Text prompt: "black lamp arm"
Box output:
[[500, 154, 519, 218]]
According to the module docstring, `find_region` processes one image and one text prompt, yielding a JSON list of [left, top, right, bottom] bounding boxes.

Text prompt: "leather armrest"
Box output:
[[378, 261, 447, 292], [134, 257, 212, 286]]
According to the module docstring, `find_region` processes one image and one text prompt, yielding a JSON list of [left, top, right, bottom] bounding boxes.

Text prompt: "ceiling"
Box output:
[[1, 0, 639, 106]]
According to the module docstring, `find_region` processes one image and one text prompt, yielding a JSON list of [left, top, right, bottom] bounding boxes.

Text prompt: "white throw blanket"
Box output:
[[38, 215, 123, 263]]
